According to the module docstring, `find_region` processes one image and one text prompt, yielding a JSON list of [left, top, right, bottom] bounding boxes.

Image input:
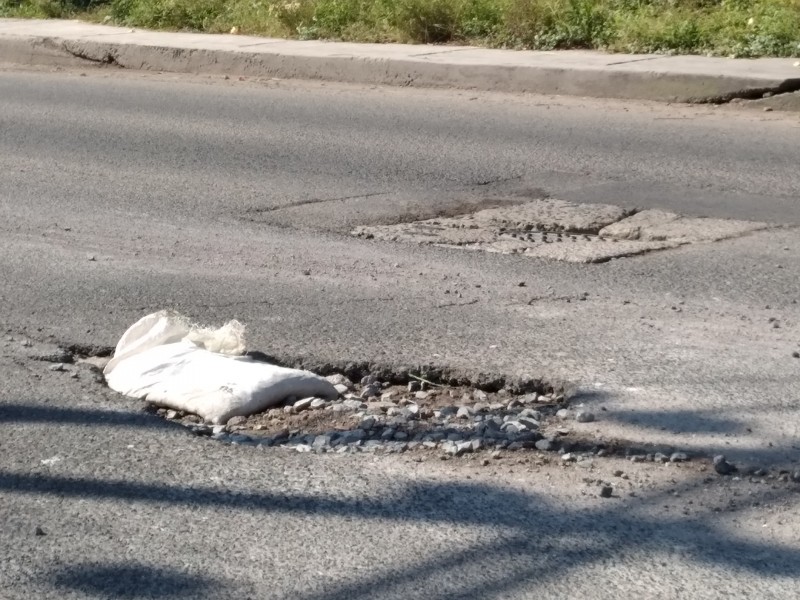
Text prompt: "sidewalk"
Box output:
[[2, 18, 799, 102]]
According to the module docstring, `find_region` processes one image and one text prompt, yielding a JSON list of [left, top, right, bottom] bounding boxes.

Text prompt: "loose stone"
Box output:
[[713, 455, 737, 475]]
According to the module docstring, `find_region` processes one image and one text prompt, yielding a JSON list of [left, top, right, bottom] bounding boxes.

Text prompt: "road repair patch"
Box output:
[[351, 200, 770, 263]]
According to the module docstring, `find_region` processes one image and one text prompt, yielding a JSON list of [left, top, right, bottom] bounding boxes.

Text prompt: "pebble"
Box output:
[[293, 397, 314, 412], [575, 411, 595, 423], [535, 439, 554, 452], [713, 454, 737, 475], [654, 453, 669, 463], [342, 429, 367, 442], [438, 406, 457, 417], [310, 398, 327, 409], [519, 408, 542, 420], [599, 486, 613, 498], [360, 385, 380, 399], [343, 399, 367, 410], [49, 363, 67, 372], [35, 527, 46, 536], [407, 381, 421, 392], [326, 374, 352, 388], [456, 406, 473, 419], [228, 434, 253, 445], [334, 383, 349, 395], [312, 435, 332, 448], [414, 391, 429, 400], [473, 390, 488, 402], [561, 452, 577, 462], [517, 417, 540, 430], [455, 441, 475, 455], [165, 410, 179, 420], [669, 452, 689, 463], [227, 415, 247, 427], [556, 409, 571, 420]]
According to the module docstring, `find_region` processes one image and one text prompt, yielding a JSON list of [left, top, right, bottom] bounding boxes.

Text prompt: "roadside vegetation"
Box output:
[[2, 0, 800, 57]]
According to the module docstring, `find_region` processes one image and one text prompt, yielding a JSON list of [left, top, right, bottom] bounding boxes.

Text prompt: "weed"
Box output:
[[2, 0, 799, 57]]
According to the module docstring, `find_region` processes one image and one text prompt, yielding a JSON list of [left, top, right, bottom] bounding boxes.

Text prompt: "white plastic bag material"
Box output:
[[104, 310, 246, 373], [104, 312, 338, 424]]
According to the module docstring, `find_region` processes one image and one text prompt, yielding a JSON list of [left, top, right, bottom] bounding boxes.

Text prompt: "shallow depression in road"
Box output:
[[352, 199, 771, 263]]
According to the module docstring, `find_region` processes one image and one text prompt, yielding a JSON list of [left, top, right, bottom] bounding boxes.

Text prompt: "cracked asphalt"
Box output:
[[1, 65, 799, 598]]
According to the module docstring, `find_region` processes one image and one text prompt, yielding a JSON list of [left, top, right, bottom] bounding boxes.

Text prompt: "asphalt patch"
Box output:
[[352, 200, 770, 263]]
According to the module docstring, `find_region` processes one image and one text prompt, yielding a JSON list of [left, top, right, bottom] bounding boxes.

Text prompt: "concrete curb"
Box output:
[[2, 18, 800, 102]]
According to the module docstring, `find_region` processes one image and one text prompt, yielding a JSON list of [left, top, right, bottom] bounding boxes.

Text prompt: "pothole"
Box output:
[[352, 200, 770, 263], [139, 358, 694, 463], [37, 341, 796, 474], [158, 368, 571, 457]]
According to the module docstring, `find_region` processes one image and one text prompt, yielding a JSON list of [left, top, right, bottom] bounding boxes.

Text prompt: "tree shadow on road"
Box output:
[[0, 403, 175, 431], [1, 461, 798, 599], [2, 397, 799, 598], [606, 408, 744, 434], [51, 563, 218, 599]]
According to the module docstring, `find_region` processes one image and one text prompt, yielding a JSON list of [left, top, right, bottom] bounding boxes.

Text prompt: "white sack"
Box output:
[[104, 311, 337, 424]]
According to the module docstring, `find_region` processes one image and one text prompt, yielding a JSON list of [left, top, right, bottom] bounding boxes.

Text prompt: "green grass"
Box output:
[[2, 0, 800, 57]]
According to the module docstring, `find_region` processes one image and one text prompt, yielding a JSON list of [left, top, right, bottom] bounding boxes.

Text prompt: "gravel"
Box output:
[[146, 370, 734, 470]]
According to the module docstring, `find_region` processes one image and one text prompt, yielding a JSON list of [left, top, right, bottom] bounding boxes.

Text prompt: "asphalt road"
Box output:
[[1, 65, 799, 599]]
